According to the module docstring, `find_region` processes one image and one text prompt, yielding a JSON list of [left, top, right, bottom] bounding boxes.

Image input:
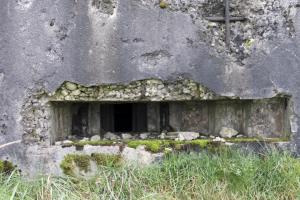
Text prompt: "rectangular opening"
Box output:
[[114, 103, 133, 132], [50, 97, 291, 142]]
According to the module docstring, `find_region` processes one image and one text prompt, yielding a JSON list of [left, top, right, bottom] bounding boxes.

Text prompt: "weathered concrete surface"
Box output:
[[0, 0, 299, 174]]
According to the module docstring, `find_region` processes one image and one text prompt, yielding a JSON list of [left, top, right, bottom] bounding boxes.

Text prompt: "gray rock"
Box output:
[[177, 132, 200, 141], [140, 133, 150, 139], [165, 132, 179, 139], [219, 127, 239, 138], [104, 132, 119, 140], [65, 82, 77, 91], [90, 135, 101, 141], [121, 133, 132, 140], [122, 146, 164, 166]]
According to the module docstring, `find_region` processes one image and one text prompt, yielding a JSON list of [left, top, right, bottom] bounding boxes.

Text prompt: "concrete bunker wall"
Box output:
[[21, 79, 292, 145]]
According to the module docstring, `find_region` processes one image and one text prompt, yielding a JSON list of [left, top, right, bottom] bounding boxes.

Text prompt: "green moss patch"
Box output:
[[60, 154, 91, 176], [91, 153, 122, 168], [125, 137, 289, 153], [126, 139, 211, 153], [60, 153, 122, 176], [226, 137, 289, 143], [73, 140, 114, 147]]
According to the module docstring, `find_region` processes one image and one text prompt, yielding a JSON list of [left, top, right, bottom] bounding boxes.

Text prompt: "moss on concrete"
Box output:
[[60, 153, 122, 176], [60, 154, 91, 176], [226, 137, 289, 143], [0, 160, 15, 174], [73, 140, 115, 147], [126, 139, 211, 153], [125, 137, 289, 153]]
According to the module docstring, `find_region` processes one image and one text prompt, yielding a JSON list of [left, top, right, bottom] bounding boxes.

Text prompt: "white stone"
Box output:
[[219, 127, 239, 138], [122, 133, 132, 140], [177, 132, 199, 141], [159, 132, 166, 139], [140, 133, 150, 139], [55, 141, 61, 145], [62, 140, 73, 145], [90, 135, 101, 141], [65, 82, 77, 91], [213, 137, 226, 142], [225, 142, 234, 146]]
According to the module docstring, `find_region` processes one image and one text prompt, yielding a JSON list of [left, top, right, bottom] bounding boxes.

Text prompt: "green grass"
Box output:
[[1, 150, 300, 199]]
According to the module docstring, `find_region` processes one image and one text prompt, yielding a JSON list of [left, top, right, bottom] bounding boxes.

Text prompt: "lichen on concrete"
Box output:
[[91, 0, 117, 15], [137, 0, 298, 63]]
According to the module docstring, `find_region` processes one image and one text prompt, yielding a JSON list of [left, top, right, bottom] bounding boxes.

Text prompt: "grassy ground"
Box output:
[[0, 149, 300, 200]]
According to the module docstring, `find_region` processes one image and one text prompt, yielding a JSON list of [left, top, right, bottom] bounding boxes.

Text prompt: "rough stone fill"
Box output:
[[51, 79, 217, 101]]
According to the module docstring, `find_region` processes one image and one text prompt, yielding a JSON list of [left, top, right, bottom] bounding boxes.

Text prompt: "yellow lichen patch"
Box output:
[[159, 0, 168, 9]]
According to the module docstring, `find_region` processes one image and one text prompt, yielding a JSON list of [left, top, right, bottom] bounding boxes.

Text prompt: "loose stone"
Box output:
[[176, 132, 199, 141], [219, 127, 239, 138]]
